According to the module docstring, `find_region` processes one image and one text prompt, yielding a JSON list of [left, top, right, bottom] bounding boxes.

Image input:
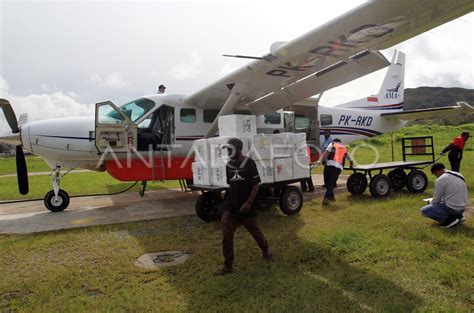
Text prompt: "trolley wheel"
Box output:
[[406, 170, 428, 193], [44, 189, 70, 212], [369, 174, 392, 198], [279, 186, 303, 215], [195, 192, 222, 222], [346, 173, 368, 195], [255, 187, 274, 211], [388, 168, 407, 190]]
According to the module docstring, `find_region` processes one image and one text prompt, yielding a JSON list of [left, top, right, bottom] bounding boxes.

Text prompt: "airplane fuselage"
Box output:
[[13, 93, 405, 180]]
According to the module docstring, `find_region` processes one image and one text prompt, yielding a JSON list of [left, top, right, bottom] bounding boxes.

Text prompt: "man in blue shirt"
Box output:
[[321, 129, 333, 152]]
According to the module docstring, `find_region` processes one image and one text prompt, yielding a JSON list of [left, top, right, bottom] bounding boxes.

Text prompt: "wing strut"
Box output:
[[204, 89, 242, 138]]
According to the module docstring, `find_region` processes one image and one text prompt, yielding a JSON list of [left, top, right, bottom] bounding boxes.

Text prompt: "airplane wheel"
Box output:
[[346, 173, 368, 195], [388, 168, 407, 190], [255, 187, 274, 211], [369, 174, 392, 198], [406, 170, 428, 193], [279, 186, 303, 215], [44, 189, 70, 212], [195, 192, 222, 222]]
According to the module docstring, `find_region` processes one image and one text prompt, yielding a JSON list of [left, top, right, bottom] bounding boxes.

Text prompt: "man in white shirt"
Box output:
[[421, 163, 468, 228]]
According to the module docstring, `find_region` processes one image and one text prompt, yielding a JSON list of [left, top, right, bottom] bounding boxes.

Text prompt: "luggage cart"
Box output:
[[344, 136, 438, 198], [188, 178, 307, 222]]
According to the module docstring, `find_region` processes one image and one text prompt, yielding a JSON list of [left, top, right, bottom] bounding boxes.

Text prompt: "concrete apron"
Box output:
[[0, 174, 348, 234]]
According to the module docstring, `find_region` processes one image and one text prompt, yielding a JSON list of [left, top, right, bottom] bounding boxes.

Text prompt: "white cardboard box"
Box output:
[[192, 162, 211, 185], [192, 139, 209, 162], [250, 133, 293, 160], [274, 157, 294, 182], [218, 115, 257, 137], [292, 133, 309, 157], [208, 136, 250, 165], [293, 155, 310, 180], [255, 159, 274, 184], [210, 162, 229, 187]]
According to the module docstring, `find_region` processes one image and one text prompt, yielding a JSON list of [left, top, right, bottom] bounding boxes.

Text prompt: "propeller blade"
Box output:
[[16, 145, 29, 195], [0, 98, 19, 133]]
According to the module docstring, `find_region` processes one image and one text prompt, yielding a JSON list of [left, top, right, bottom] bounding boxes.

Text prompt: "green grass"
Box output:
[[0, 172, 181, 200], [0, 156, 51, 175], [1, 124, 473, 312]]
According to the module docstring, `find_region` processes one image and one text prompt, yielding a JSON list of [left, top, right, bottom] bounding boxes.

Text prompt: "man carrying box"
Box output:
[[217, 138, 272, 275]]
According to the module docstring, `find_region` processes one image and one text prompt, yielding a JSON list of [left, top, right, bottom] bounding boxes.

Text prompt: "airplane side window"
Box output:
[[138, 116, 152, 129], [98, 105, 125, 124], [320, 114, 333, 126], [180, 108, 196, 123], [264, 112, 281, 124], [295, 115, 310, 130], [117, 98, 155, 123], [203, 109, 219, 123]]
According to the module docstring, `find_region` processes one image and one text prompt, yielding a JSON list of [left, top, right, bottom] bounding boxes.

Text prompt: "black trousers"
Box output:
[[449, 157, 461, 173], [300, 176, 314, 192], [323, 166, 341, 199], [221, 210, 269, 269]]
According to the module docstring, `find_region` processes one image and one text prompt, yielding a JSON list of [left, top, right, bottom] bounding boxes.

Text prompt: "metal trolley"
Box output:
[[344, 136, 437, 198], [188, 178, 307, 222]]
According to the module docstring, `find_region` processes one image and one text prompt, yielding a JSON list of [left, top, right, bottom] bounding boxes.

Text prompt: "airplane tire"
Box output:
[[195, 192, 222, 222], [369, 174, 392, 198], [346, 173, 368, 195], [388, 168, 407, 190], [406, 170, 428, 193], [279, 186, 303, 215], [44, 189, 70, 212]]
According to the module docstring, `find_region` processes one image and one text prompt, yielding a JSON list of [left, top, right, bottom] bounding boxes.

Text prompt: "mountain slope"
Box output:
[[404, 87, 474, 124]]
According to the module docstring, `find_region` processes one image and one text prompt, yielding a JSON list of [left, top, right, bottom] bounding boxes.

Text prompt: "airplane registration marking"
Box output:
[[266, 23, 396, 78], [338, 115, 373, 127]]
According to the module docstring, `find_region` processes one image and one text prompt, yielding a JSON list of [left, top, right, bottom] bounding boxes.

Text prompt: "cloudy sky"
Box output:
[[0, 0, 472, 130]]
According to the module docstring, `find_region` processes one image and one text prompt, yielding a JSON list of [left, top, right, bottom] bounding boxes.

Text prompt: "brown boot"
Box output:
[[322, 198, 330, 205]]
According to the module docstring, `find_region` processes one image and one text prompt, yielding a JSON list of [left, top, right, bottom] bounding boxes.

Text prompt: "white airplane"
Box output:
[[1, 0, 473, 212]]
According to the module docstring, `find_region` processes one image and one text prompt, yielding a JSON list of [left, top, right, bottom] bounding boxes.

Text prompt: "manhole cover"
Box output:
[[135, 250, 191, 269]]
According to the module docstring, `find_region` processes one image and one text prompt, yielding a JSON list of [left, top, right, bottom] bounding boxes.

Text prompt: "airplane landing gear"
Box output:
[[44, 166, 72, 212]]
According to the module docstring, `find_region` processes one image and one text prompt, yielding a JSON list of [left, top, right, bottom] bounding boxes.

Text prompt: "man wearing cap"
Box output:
[[420, 163, 468, 228], [157, 84, 166, 94], [218, 138, 272, 275], [441, 132, 470, 172]]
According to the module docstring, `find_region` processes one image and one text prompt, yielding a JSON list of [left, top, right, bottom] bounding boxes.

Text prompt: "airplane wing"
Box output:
[[381, 102, 474, 121], [184, 0, 473, 136]]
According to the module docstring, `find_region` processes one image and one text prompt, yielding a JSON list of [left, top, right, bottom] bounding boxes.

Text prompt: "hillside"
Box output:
[[404, 87, 474, 125]]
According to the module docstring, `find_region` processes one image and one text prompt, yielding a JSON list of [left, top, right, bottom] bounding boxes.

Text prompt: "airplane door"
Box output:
[[95, 101, 138, 153]]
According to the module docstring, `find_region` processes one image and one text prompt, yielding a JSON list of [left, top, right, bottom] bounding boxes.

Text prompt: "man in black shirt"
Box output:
[[218, 138, 272, 275]]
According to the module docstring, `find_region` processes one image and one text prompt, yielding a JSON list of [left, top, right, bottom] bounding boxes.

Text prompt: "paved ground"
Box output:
[[0, 174, 348, 234]]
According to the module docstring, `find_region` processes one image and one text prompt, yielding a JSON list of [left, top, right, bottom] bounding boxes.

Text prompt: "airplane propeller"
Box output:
[[0, 98, 29, 195]]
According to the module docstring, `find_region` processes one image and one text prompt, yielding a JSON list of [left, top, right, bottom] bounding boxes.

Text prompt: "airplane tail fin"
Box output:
[[375, 51, 405, 110], [335, 51, 405, 112]]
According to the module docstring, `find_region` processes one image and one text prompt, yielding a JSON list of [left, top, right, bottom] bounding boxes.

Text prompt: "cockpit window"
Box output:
[[115, 98, 156, 123]]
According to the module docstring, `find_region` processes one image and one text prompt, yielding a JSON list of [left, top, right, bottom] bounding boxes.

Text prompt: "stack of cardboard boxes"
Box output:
[[191, 115, 310, 187]]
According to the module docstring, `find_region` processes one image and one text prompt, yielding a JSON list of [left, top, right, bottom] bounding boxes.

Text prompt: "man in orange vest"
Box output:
[[318, 138, 353, 205], [441, 132, 470, 172]]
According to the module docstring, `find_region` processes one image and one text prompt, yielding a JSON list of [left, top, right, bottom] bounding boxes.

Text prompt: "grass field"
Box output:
[[0, 124, 473, 312]]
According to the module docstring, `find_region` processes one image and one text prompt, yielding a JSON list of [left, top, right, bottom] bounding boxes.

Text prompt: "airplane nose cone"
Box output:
[[0, 130, 21, 146]]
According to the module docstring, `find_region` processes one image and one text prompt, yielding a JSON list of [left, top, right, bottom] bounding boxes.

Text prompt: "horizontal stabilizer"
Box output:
[[381, 102, 473, 121]]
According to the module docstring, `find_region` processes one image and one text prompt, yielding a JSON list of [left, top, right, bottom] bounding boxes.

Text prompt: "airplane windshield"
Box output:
[[114, 98, 156, 123]]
